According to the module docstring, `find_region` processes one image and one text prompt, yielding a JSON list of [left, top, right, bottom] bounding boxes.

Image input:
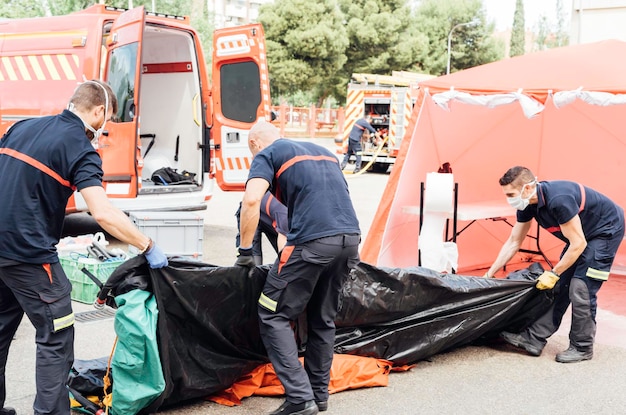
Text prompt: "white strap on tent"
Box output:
[[553, 87, 626, 108], [431, 88, 544, 118]]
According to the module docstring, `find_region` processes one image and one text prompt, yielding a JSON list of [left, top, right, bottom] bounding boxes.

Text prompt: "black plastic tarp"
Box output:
[[89, 257, 553, 411]]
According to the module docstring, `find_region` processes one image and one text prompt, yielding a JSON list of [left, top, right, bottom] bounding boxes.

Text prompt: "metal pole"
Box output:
[[446, 28, 453, 75], [578, 0, 584, 44], [446, 20, 479, 75]]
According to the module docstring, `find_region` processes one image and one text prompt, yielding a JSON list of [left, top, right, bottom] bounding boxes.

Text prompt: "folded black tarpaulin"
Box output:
[[79, 258, 553, 412]]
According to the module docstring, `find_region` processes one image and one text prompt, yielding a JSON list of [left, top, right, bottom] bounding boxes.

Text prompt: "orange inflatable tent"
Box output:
[[362, 40, 626, 275]]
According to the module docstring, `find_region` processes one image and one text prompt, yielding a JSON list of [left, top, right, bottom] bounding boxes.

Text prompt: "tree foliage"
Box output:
[[510, 0, 525, 57], [2, 0, 511, 105], [414, 0, 503, 75], [533, 0, 569, 51], [259, 0, 348, 104], [336, 0, 428, 87]]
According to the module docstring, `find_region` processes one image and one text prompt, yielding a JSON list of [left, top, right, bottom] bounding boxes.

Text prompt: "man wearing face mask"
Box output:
[[484, 166, 624, 363], [0, 80, 168, 415]]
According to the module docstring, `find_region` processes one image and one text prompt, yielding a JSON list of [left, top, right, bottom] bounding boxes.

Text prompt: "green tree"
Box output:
[[337, 0, 427, 78], [0, 0, 47, 18], [414, 0, 502, 75], [532, 0, 569, 52], [510, 0, 525, 57], [553, 0, 569, 47], [258, 0, 348, 104]]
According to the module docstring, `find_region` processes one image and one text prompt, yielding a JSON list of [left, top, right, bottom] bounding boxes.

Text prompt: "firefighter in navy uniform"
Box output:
[[340, 114, 379, 174], [237, 121, 360, 415], [485, 166, 625, 363], [235, 191, 288, 265], [0, 80, 168, 415]]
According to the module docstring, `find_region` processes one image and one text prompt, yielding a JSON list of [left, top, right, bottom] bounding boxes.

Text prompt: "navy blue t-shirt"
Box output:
[[247, 139, 360, 245], [260, 192, 288, 236], [0, 110, 103, 263], [348, 118, 377, 142], [517, 181, 624, 242]]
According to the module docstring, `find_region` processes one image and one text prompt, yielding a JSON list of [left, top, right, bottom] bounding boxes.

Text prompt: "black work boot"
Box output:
[[269, 400, 318, 415], [0, 407, 17, 415], [500, 331, 543, 356], [555, 346, 593, 363], [316, 400, 328, 412]]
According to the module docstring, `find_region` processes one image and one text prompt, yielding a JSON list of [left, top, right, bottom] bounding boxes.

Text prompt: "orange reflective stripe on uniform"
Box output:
[[0, 148, 75, 190], [42, 263, 53, 283], [586, 267, 609, 281], [276, 155, 338, 178], [278, 245, 294, 274], [265, 194, 273, 217]]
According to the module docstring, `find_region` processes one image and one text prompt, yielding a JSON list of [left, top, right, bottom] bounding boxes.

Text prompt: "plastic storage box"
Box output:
[[129, 211, 204, 259], [59, 257, 125, 304]]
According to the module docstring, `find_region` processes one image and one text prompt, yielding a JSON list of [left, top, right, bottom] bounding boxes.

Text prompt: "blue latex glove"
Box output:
[[144, 243, 168, 268]]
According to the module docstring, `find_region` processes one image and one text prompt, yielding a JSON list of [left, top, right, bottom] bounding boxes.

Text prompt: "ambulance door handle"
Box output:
[[192, 94, 201, 126]]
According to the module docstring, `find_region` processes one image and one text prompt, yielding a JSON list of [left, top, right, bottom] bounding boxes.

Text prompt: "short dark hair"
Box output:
[[499, 166, 535, 186], [69, 80, 118, 115]]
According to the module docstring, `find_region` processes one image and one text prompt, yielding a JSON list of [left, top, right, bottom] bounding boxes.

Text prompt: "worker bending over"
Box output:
[[237, 120, 360, 414], [485, 166, 624, 363]]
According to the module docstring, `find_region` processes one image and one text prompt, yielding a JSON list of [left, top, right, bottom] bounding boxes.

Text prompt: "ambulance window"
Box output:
[[107, 43, 138, 122], [220, 61, 261, 123]]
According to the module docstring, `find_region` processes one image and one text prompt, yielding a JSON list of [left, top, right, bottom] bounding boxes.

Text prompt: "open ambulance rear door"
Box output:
[[76, 6, 145, 208], [211, 24, 271, 191]]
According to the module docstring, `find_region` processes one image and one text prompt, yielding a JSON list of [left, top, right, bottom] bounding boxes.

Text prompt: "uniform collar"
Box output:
[[536, 182, 546, 208], [60, 109, 86, 126]]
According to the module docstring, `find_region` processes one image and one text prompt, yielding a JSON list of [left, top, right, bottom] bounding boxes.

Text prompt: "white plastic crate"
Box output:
[[129, 211, 204, 259]]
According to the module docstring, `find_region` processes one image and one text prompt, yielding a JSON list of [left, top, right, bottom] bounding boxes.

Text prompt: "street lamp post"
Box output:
[[446, 19, 479, 75]]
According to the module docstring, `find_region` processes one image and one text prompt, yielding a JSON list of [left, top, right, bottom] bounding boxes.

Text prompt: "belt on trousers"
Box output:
[[311, 234, 360, 247]]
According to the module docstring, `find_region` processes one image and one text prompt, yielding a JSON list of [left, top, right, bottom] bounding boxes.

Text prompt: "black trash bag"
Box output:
[[96, 256, 152, 309], [333, 262, 553, 365], [68, 356, 109, 399], [95, 260, 553, 412], [151, 167, 197, 185], [99, 258, 269, 413]]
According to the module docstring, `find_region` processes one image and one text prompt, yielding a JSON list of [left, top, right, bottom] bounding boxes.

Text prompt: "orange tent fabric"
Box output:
[[362, 40, 626, 274], [208, 354, 410, 406]]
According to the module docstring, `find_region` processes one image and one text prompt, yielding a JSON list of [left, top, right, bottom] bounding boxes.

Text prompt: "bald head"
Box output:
[[248, 120, 280, 156]]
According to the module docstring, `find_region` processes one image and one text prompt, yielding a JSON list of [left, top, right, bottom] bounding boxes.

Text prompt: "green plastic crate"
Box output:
[[59, 257, 125, 304]]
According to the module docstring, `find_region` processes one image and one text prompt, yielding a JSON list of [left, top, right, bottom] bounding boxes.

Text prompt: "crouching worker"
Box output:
[[235, 191, 288, 265], [0, 80, 168, 415], [485, 166, 624, 363]]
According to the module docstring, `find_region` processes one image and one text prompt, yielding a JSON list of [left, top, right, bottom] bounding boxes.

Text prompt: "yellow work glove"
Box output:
[[536, 270, 560, 290]]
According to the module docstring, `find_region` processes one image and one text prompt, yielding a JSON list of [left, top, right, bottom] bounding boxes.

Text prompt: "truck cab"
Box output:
[[0, 5, 269, 213]]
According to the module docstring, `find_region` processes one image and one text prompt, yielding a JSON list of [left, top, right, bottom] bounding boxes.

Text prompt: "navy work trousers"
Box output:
[[526, 232, 624, 351], [258, 234, 360, 404], [341, 140, 363, 170], [0, 262, 74, 415]]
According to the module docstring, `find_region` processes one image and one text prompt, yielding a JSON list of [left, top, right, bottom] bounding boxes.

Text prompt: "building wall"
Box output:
[[570, 0, 626, 44]]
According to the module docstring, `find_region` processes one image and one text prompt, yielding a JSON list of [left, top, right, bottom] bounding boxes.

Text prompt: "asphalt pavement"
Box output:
[[5, 138, 626, 414]]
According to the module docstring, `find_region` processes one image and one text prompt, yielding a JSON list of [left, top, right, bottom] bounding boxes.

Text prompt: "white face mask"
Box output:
[[507, 180, 537, 211]]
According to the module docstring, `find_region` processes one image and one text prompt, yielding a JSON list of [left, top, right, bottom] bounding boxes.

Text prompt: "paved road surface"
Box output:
[[6, 138, 626, 414]]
